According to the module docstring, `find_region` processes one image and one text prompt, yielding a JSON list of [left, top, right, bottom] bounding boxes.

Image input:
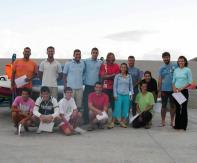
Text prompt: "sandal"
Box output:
[[107, 122, 114, 129], [120, 122, 127, 128]]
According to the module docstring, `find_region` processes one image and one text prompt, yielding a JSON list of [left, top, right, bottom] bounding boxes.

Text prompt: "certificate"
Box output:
[[172, 92, 187, 105], [96, 111, 108, 121], [38, 122, 54, 132], [15, 75, 28, 88]]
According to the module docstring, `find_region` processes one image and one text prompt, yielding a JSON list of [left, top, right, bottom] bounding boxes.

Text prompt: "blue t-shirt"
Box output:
[[158, 63, 177, 91], [63, 60, 85, 89], [83, 58, 102, 86], [173, 67, 192, 89]]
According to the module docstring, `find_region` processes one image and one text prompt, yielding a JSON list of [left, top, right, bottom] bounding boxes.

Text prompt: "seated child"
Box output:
[[59, 87, 82, 135]]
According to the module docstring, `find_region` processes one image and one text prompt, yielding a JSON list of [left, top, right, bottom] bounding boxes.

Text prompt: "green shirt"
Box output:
[[135, 92, 155, 114]]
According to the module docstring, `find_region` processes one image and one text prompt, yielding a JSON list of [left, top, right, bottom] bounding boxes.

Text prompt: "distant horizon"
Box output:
[[0, 57, 196, 62]]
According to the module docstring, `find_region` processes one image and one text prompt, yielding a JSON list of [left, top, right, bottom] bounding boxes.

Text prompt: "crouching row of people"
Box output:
[[11, 86, 82, 135], [11, 80, 154, 136]]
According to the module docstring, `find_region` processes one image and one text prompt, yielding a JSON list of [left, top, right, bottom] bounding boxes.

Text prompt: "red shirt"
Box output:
[[88, 92, 109, 111], [99, 63, 120, 89]]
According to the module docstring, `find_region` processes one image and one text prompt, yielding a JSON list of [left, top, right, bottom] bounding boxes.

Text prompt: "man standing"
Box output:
[[87, 82, 109, 131], [12, 47, 37, 96], [127, 56, 141, 115], [158, 52, 176, 127], [63, 49, 85, 111], [83, 47, 102, 124], [39, 46, 62, 99]]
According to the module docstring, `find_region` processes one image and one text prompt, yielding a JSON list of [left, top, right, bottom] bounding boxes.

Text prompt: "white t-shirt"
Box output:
[[59, 97, 77, 121], [39, 59, 62, 87]]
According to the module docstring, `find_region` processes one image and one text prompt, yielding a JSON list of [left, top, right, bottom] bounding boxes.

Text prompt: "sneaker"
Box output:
[[87, 125, 95, 131], [144, 123, 151, 129], [74, 127, 86, 134], [114, 120, 120, 125], [120, 122, 127, 128], [107, 122, 114, 129], [71, 130, 81, 135], [98, 123, 104, 129], [24, 126, 29, 132]]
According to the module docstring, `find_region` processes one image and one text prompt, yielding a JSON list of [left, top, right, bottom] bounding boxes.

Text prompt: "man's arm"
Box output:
[[102, 73, 116, 80], [88, 102, 102, 115], [57, 72, 63, 81], [57, 63, 63, 81], [157, 76, 162, 97], [12, 106, 20, 112], [103, 105, 108, 113], [38, 71, 43, 80], [63, 74, 67, 88], [60, 113, 67, 123]]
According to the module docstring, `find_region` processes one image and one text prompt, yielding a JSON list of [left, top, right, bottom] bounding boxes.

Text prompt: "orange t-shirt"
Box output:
[[12, 59, 37, 88]]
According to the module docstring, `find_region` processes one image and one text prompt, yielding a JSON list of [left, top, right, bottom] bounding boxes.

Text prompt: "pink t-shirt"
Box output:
[[12, 96, 35, 113], [88, 92, 109, 111]]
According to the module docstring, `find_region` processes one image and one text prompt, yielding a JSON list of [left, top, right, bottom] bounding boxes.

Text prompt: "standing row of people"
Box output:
[[10, 47, 193, 132]]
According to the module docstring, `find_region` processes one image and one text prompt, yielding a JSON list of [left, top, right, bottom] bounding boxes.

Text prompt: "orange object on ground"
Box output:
[[5, 63, 12, 79]]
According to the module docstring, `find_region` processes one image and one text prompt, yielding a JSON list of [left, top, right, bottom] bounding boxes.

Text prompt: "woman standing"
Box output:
[[108, 63, 133, 128], [173, 56, 192, 130]]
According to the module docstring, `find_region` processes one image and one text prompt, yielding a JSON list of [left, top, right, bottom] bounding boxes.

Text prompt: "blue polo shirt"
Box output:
[[158, 63, 177, 91], [84, 58, 102, 86], [63, 59, 85, 89]]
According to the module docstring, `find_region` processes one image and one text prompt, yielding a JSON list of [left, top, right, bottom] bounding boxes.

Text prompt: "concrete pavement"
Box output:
[[0, 107, 197, 163]]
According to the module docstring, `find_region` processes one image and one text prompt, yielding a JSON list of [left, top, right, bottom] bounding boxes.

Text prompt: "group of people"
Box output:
[[10, 46, 193, 136]]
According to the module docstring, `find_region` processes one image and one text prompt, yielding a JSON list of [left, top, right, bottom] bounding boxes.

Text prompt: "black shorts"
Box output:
[[161, 91, 175, 109]]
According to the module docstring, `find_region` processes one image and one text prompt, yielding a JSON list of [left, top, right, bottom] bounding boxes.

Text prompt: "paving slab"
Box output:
[[0, 107, 197, 163]]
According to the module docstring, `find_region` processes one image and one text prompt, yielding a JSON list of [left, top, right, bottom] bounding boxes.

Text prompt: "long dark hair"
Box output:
[[177, 56, 188, 67], [120, 63, 128, 75]]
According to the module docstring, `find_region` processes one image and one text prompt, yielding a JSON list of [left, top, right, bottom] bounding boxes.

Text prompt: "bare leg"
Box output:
[[170, 106, 176, 126], [161, 108, 166, 126]]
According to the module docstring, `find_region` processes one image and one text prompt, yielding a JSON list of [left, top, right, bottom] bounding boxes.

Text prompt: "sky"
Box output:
[[0, 0, 197, 60]]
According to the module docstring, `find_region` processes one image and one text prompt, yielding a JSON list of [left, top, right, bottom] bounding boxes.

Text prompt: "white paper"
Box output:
[[96, 111, 108, 121], [18, 124, 22, 136], [129, 113, 141, 124], [15, 75, 28, 88], [172, 92, 187, 105], [38, 122, 54, 132], [153, 102, 162, 113]]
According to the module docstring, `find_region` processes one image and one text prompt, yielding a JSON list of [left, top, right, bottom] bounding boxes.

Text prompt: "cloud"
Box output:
[[105, 30, 158, 42]]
